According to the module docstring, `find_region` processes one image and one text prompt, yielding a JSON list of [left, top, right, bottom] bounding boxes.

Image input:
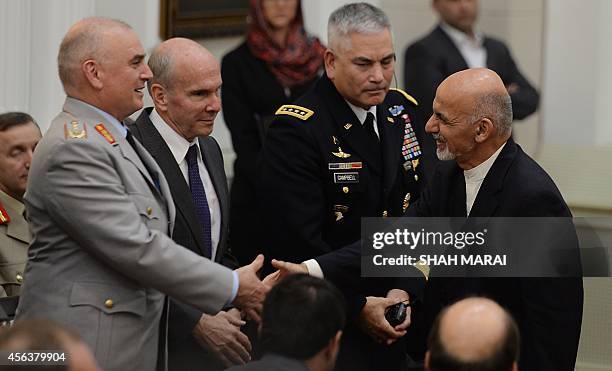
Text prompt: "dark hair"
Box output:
[[0, 112, 38, 132], [260, 274, 346, 359], [427, 305, 520, 371]]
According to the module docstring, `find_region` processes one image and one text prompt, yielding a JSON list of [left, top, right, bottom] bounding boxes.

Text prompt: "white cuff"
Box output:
[[303, 259, 324, 278]]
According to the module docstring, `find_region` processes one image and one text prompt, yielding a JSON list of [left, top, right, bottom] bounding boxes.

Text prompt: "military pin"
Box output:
[[386, 117, 395, 124], [402, 193, 411, 213], [332, 146, 351, 159], [342, 186, 349, 194], [411, 158, 420, 171], [414, 175, 419, 181], [382, 210, 388, 218], [403, 160, 412, 171], [344, 123, 353, 130], [334, 211, 344, 221]]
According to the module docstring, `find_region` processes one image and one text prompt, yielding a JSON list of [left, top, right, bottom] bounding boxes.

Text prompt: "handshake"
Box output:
[[230, 256, 308, 322]]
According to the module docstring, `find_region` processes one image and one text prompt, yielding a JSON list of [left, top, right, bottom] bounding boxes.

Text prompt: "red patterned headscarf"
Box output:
[[247, 0, 325, 88]]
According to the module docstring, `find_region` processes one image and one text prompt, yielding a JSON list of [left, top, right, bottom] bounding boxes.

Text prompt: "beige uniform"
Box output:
[[0, 191, 29, 297]]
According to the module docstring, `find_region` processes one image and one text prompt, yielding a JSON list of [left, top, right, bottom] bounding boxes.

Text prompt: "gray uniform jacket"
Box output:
[[16, 97, 235, 371]]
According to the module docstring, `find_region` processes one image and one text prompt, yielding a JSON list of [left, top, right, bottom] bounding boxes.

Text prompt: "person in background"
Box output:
[[221, 0, 325, 266], [404, 0, 539, 177], [227, 274, 345, 371], [0, 318, 101, 371], [0, 112, 41, 297], [425, 297, 519, 371]]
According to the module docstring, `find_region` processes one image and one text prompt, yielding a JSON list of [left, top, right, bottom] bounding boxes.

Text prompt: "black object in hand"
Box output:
[[385, 301, 408, 327]]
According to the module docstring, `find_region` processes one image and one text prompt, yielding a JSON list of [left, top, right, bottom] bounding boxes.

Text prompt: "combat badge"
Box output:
[[332, 147, 351, 159], [0, 202, 10, 224], [64, 120, 87, 139], [94, 123, 116, 145], [388, 105, 404, 116], [333, 205, 349, 221]]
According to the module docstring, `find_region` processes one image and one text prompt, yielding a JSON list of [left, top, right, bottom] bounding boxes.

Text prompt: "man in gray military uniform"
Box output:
[[0, 112, 41, 298], [16, 17, 268, 371]]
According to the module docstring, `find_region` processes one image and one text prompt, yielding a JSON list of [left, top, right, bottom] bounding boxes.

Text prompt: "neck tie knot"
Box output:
[[363, 111, 378, 142], [186, 144, 199, 167]]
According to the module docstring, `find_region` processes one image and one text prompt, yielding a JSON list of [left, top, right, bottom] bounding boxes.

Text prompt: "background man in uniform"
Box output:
[[16, 17, 267, 371], [404, 0, 539, 177], [409, 68, 582, 371], [258, 3, 426, 370], [0, 112, 41, 297], [425, 297, 520, 371], [129, 38, 251, 370], [228, 274, 345, 371]]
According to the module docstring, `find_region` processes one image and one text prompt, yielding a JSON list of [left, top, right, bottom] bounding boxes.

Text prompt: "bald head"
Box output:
[[58, 17, 131, 91], [148, 38, 217, 92], [439, 68, 513, 136], [147, 38, 222, 141], [426, 297, 519, 371]]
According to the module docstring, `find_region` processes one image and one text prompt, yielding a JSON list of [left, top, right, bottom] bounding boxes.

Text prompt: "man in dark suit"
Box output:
[[228, 274, 345, 371], [258, 3, 426, 370], [404, 0, 539, 177], [411, 68, 582, 371], [129, 38, 252, 370]]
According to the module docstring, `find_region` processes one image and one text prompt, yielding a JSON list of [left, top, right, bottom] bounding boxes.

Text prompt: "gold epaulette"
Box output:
[[389, 88, 418, 106], [64, 120, 88, 139], [414, 260, 430, 281], [275, 105, 314, 121]]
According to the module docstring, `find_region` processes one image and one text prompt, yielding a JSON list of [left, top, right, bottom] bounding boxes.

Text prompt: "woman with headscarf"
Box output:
[[221, 0, 325, 265]]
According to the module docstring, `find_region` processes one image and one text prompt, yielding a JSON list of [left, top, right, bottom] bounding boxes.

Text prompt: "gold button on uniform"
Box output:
[[15, 273, 23, 283], [342, 187, 349, 194], [104, 299, 114, 309], [414, 175, 419, 181], [146, 207, 153, 216]]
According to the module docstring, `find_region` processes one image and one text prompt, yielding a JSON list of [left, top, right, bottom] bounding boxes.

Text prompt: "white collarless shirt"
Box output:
[[440, 22, 487, 69], [149, 109, 221, 259], [464, 142, 506, 216], [346, 101, 379, 139]]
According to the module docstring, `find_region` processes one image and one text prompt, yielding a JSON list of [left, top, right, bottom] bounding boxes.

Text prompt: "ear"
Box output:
[[424, 351, 431, 371], [474, 117, 494, 143], [323, 331, 343, 360], [150, 83, 169, 112], [82, 59, 103, 90], [324, 49, 336, 80]]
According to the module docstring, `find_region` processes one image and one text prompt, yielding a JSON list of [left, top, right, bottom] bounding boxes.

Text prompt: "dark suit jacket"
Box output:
[[314, 139, 583, 370], [258, 75, 426, 371], [404, 25, 540, 177], [129, 108, 238, 371], [407, 138, 583, 371]]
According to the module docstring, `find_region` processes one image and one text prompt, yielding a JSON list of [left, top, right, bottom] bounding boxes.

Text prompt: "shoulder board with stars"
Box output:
[[389, 88, 418, 107], [0, 202, 10, 225], [64, 120, 88, 140], [275, 105, 314, 121]]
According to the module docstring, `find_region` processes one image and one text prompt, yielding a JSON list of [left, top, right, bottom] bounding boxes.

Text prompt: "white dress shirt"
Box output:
[[440, 22, 487, 69], [464, 142, 506, 215], [149, 109, 221, 259], [346, 101, 379, 138]]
